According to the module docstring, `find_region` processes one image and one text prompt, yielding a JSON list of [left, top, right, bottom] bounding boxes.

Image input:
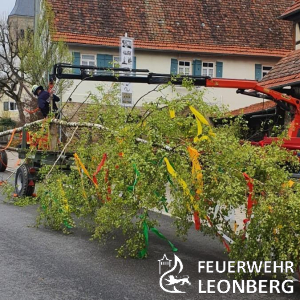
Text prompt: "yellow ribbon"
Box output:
[[189, 106, 215, 142], [58, 179, 70, 212], [164, 157, 199, 212], [187, 147, 203, 194], [74, 159, 88, 199], [74, 153, 98, 188], [283, 180, 295, 188], [169, 109, 176, 119]]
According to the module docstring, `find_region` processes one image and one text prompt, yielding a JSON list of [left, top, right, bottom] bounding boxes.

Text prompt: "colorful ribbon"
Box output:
[[139, 219, 178, 258], [74, 153, 97, 187], [164, 157, 199, 212], [243, 173, 254, 219], [187, 146, 203, 194], [24, 107, 40, 114], [92, 153, 107, 185], [154, 191, 168, 213], [189, 106, 215, 142], [169, 109, 176, 119], [193, 211, 201, 230], [128, 164, 140, 192]]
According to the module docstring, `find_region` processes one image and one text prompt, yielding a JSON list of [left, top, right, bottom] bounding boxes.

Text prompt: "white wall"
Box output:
[[63, 46, 280, 111], [0, 94, 19, 121]]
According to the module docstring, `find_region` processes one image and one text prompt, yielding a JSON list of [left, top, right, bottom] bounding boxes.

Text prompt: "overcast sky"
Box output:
[[0, 0, 15, 17]]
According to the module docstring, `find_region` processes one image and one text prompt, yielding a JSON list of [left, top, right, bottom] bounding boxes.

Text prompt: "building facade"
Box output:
[[47, 0, 294, 110]]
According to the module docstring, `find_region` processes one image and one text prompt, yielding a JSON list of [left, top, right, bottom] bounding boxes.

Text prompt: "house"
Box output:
[[247, 0, 300, 139], [44, 0, 294, 111], [214, 0, 300, 142], [260, 0, 300, 96]]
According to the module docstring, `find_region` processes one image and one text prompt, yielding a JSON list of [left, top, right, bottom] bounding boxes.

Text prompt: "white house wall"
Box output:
[[63, 46, 280, 110]]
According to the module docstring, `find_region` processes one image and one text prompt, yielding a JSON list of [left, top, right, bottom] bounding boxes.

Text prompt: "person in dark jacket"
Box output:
[[31, 85, 60, 118]]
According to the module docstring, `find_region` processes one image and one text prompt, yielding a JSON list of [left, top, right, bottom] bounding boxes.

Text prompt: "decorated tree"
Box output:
[[9, 81, 300, 278]]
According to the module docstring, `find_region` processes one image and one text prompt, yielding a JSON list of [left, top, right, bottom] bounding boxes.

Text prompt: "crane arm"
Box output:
[[52, 63, 300, 140]]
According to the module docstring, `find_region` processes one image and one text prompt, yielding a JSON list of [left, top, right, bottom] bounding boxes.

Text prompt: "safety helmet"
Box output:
[[32, 85, 43, 96]]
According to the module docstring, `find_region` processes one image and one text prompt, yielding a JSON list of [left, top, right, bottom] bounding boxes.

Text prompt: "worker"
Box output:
[[31, 84, 60, 118]]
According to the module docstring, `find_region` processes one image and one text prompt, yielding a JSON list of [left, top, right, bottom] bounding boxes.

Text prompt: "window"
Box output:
[[81, 54, 96, 75], [81, 54, 96, 66], [262, 66, 272, 77], [178, 61, 191, 75], [19, 29, 24, 39], [3, 101, 17, 111], [202, 62, 214, 77]]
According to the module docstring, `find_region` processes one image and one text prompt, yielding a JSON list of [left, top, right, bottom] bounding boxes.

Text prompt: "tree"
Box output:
[[17, 80, 299, 278], [0, 0, 71, 125], [0, 17, 30, 124], [19, 0, 72, 97]]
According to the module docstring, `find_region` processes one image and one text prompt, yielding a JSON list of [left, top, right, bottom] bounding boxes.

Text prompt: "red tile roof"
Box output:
[[48, 0, 294, 57], [230, 101, 276, 116], [280, 0, 300, 19], [260, 49, 300, 88]]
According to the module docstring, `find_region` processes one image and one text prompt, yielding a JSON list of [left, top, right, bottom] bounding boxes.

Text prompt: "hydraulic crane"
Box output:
[[52, 63, 300, 150]]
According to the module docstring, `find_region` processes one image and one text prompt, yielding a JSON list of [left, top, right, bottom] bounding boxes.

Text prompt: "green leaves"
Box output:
[[13, 80, 300, 272]]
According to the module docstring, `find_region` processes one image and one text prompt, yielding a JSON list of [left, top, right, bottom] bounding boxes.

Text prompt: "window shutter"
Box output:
[[133, 56, 136, 69], [192, 60, 202, 76], [133, 56, 137, 76], [72, 52, 80, 74], [97, 54, 113, 68], [97, 54, 105, 69], [216, 61, 223, 78], [3, 102, 8, 111], [104, 55, 113, 68], [170, 59, 178, 75], [97, 54, 113, 74], [255, 64, 262, 81]]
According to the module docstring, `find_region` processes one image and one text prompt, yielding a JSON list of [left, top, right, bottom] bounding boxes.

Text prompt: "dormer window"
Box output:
[[262, 66, 272, 77]]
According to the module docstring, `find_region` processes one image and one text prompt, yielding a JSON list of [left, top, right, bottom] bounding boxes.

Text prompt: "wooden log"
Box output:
[[0, 119, 172, 152], [0, 119, 109, 138], [49, 123, 58, 151]]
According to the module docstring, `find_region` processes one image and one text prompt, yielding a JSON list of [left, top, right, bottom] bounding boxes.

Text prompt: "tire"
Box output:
[[0, 150, 7, 172], [15, 164, 35, 197]]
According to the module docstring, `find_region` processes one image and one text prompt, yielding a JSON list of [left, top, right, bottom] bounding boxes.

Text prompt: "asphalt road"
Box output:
[[0, 174, 300, 300]]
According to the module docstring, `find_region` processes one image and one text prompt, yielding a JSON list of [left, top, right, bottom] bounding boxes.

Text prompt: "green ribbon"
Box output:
[[63, 219, 73, 229], [139, 221, 149, 258], [154, 191, 168, 213], [148, 155, 165, 166], [139, 219, 178, 258], [167, 174, 175, 188], [127, 164, 140, 192], [150, 227, 178, 252]]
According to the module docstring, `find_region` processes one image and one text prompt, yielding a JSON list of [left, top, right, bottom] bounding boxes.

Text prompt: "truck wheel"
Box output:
[[0, 150, 7, 172], [15, 164, 35, 197]]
